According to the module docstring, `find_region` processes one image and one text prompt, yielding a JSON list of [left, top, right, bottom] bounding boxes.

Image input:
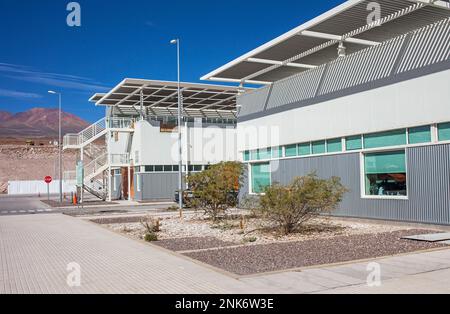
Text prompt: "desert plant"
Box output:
[[144, 232, 158, 242], [187, 162, 243, 221], [243, 236, 257, 243], [166, 205, 179, 212], [255, 173, 348, 235], [140, 216, 161, 233]]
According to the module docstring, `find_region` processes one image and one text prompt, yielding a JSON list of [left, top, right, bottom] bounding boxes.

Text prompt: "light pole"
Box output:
[[170, 38, 184, 218], [48, 90, 63, 203]]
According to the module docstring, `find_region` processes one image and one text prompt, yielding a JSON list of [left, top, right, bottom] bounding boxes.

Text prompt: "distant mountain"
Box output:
[[0, 111, 13, 122], [0, 108, 90, 138]]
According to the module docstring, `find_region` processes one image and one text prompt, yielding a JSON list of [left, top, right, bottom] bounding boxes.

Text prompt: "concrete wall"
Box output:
[[241, 143, 450, 225]]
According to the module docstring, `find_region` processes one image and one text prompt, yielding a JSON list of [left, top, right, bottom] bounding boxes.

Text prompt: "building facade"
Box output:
[[202, 0, 450, 225]]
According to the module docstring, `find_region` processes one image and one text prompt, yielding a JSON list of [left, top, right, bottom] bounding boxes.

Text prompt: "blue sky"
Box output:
[[0, 0, 343, 122]]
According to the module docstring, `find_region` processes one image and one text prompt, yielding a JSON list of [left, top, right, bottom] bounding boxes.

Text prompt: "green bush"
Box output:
[[188, 162, 243, 221], [140, 216, 161, 233], [144, 232, 158, 242], [256, 173, 348, 235]]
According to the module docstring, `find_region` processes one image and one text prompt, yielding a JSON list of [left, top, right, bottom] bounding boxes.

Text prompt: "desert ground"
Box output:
[[0, 138, 77, 193]]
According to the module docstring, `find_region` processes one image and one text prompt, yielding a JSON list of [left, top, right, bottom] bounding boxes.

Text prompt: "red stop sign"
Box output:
[[44, 176, 53, 184]]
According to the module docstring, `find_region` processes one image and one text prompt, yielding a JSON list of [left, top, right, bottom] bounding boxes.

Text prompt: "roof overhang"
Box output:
[[201, 0, 450, 85], [92, 78, 249, 119]]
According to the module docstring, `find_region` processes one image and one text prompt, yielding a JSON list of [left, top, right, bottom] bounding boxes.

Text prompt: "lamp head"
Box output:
[[170, 39, 178, 45]]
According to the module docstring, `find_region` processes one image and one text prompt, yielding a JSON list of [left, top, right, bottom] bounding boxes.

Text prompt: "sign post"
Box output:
[[44, 176, 52, 201]]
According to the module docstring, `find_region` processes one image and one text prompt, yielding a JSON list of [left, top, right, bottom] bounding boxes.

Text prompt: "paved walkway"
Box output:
[[1, 214, 450, 294]]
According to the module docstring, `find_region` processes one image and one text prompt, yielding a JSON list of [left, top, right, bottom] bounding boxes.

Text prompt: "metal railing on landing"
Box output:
[[63, 117, 135, 148], [108, 117, 135, 129], [110, 153, 130, 166]]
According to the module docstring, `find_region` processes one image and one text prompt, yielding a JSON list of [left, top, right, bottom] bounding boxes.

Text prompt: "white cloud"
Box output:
[[0, 88, 42, 99], [0, 63, 110, 92]]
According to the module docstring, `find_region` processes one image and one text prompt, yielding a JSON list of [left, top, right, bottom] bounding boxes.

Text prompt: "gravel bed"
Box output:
[[103, 213, 417, 245], [64, 209, 129, 217], [184, 229, 448, 276], [90, 216, 147, 225], [153, 237, 238, 252]]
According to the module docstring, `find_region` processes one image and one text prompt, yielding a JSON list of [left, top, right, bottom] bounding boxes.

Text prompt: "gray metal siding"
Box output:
[[134, 173, 178, 201], [245, 144, 450, 225]]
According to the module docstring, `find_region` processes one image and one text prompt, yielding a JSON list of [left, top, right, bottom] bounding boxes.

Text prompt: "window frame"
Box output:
[[360, 148, 409, 200]]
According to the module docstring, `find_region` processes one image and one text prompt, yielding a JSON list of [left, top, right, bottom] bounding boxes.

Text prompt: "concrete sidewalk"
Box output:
[[1, 214, 450, 294]]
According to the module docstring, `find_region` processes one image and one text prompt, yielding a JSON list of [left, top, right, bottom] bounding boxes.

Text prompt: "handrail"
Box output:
[[63, 117, 135, 149], [110, 153, 130, 165]]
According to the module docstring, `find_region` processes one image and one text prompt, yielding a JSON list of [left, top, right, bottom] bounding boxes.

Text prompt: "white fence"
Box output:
[[7, 180, 77, 195]]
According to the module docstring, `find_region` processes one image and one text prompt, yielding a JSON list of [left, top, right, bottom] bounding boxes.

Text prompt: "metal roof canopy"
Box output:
[[201, 0, 450, 85], [93, 78, 247, 119]]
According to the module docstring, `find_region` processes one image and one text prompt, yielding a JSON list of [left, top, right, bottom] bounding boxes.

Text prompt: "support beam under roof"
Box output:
[[299, 30, 380, 46], [247, 58, 318, 69]]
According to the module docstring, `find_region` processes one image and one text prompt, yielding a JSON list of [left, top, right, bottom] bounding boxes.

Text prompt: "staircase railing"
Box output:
[[84, 152, 108, 181], [79, 118, 107, 145], [84, 142, 106, 160], [64, 117, 135, 149]]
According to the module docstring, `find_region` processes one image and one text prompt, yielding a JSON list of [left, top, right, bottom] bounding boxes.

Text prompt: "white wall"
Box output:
[[238, 70, 450, 152], [130, 120, 238, 166], [8, 180, 76, 195], [108, 131, 131, 155]]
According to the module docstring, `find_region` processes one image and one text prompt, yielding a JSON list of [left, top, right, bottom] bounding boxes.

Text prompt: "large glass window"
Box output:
[[257, 148, 272, 160], [251, 163, 271, 194], [285, 144, 298, 157], [312, 141, 326, 155], [408, 126, 431, 144], [346, 135, 362, 151], [438, 123, 450, 141], [243, 151, 250, 162], [327, 138, 342, 153], [272, 147, 283, 159], [298, 143, 311, 156], [364, 129, 407, 149], [364, 151, 407, 197]]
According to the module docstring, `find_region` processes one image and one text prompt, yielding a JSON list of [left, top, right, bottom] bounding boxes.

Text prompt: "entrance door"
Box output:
[[121, 167, 135, 200]]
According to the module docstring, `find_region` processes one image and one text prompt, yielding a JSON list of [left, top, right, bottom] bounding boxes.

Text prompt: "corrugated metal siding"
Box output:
[[397, 19, 450, 73], [318, 35, 405, 95], [237, 18, 450, 120], [266, 65, 326, 110], [134, 173, 178, 201], [250, 144, 450, 225], [237, 86, 271, 117]]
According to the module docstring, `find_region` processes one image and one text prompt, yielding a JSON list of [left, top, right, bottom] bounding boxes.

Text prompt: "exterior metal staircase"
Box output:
[[63, 117, 135, 201], [63, 118, 107, 150]]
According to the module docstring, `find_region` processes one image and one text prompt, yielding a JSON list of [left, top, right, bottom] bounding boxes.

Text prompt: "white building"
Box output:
[[63, 79, 245, 202], [201, 0, 450, 225]]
